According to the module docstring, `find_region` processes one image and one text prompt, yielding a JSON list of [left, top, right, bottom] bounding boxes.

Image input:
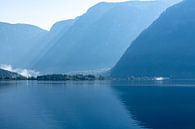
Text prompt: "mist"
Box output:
[[0, 64, 40, 78]]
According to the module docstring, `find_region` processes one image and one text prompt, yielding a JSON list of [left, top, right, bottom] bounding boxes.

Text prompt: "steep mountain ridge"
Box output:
[[112, 0, 195, 78], [33, 0, 178, 73]]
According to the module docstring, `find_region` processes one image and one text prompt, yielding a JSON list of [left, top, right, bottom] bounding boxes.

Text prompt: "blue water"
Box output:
[[0, 80, 195, 129]]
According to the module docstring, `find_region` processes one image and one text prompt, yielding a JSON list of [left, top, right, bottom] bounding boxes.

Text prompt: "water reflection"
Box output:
[[0, 80, 194, 129], [113, 80, 195, 129], [0, 81, 143, 129]]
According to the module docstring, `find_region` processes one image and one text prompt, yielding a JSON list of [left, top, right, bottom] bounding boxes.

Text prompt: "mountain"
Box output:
[[111, 0, 195, 79], [26, 19, 75, 68], [0, 22, 48, 68], [50, 19, 75, 34], [32, 0, 180, 73], [0, 69, 24, 80]]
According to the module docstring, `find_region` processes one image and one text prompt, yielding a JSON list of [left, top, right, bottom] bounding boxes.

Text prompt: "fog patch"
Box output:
[[0, 64, 40, 78]]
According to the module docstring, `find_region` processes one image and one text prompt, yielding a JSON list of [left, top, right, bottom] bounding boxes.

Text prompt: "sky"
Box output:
[[0, 0, 134, 30]]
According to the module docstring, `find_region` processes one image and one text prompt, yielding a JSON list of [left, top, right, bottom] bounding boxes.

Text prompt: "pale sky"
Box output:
[[0, 0, 135, 30]]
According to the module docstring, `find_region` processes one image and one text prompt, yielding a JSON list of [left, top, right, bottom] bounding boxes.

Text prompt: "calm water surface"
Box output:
[[0, 80, 195, 129]]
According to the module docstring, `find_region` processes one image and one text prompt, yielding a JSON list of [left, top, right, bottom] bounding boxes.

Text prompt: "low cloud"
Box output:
[[0, 64, 40, 78]]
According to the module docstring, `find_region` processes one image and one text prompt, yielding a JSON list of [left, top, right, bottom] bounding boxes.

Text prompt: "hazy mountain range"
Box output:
[[32, 0, 181, 73], [0, 0, 181, 74], [112, 0, 195, 79], [0, 22, 48, 68]]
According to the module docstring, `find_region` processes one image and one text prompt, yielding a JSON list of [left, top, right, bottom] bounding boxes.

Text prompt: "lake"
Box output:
[[0, 80, 195, 129]]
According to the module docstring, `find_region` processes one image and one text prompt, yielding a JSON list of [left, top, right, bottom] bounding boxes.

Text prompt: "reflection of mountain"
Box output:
[[31, 83, 142, 129], [0, 81, 142, 129], [113, 83, 195, 129]]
